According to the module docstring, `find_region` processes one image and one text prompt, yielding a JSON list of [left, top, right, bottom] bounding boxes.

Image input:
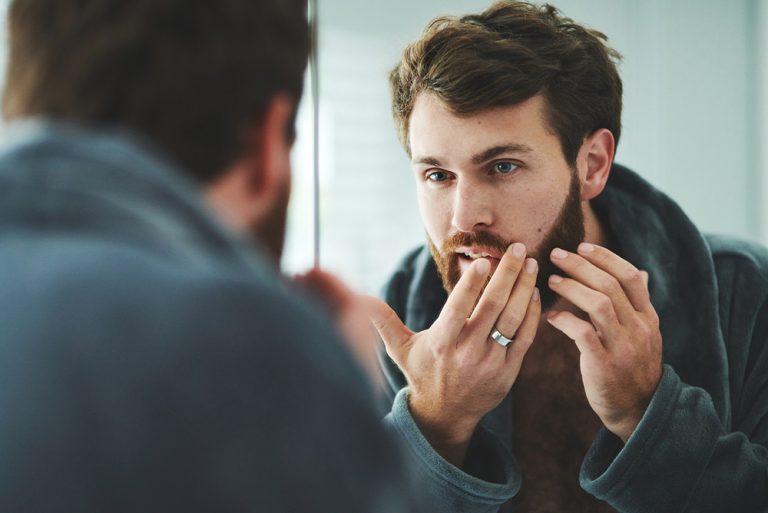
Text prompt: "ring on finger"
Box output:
[[490, 328, 515, 347]]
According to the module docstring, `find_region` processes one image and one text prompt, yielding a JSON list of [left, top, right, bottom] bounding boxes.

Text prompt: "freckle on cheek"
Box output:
[[537, 228, 542, 233]]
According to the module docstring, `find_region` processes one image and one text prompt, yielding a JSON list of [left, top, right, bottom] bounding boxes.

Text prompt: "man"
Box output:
[[0, 1, 417, 512], [369, 2, 768, 512]]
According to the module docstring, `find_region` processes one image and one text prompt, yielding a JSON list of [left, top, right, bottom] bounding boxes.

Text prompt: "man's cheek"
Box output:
[[423, 205, 453, 244]]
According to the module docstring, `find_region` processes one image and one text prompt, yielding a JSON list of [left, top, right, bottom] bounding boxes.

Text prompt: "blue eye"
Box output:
[[493, 161, 519, 175], [427, 171, 450, 182]]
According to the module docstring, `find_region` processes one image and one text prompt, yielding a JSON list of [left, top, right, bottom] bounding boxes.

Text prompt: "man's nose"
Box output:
[[451, 181, 494, 232]]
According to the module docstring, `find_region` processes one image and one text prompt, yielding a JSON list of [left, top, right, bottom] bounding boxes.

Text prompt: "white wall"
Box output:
[[284, 0, 766, 293]]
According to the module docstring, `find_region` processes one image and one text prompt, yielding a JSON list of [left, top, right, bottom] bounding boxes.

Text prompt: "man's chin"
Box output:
[[252, 201, 288, 265]]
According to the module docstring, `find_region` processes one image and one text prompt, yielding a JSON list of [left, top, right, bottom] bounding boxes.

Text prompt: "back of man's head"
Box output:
[[3, 0, 308, 183], [390, 0, 623, 165]]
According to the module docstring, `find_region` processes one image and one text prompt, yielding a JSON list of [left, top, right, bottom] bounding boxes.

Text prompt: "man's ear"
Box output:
[[577, 128, 615, 201], [205, 94, 295, 232]]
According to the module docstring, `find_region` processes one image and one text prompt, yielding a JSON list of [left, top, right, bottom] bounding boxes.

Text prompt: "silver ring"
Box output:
[[490, 329, 514, 347]]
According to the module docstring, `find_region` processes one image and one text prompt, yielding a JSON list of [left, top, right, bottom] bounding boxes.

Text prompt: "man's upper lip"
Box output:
[[455, 246, 502, 259]]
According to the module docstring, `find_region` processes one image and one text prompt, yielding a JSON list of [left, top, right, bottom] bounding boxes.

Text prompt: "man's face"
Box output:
[[409, 93, 586, 310], [250, 101, 295, 262], [205, 96, 295, 264]]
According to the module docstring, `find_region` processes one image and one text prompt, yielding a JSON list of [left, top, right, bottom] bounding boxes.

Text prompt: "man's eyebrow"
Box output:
[[412, 156, 443, 166], [471, 143, 533, 165], [412, 143, 533, 167]]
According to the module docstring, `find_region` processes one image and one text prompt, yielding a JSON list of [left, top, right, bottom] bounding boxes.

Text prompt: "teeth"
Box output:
[[464, 252, 491, 259]]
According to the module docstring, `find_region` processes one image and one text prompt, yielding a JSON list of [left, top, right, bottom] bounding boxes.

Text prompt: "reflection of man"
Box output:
[[0, 1, 417, 512], [369, 1, 768, 512]]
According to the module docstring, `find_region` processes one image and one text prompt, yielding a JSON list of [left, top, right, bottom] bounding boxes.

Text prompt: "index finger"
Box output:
[[576, 243, 652, 312], [432, 258, 491, 343], [469, 242, 527, 329]]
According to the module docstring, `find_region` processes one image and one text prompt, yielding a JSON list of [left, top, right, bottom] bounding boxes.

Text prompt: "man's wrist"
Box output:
[[407, 394, 479, 467], [605, 410, 644, 443]]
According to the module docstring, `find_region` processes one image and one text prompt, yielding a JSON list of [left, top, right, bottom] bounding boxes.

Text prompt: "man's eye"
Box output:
[[427, 171, 450, 182], [492, 161, 519, 175]]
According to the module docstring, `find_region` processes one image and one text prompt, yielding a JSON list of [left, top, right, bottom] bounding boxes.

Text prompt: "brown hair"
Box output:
[[3, 0, 308, 183], [390, 1, 622, 164]]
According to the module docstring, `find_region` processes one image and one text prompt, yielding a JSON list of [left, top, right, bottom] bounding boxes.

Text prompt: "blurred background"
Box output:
[[284, 0, 768, 294], [0, 0, 762, 293]]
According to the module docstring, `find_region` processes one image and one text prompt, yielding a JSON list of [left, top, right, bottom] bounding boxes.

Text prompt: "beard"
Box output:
[[252, 181, 290, 263], [428, 170, 585, 311]]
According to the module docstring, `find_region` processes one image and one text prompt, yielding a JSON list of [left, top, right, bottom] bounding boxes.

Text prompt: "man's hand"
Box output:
[[366, 243, 541, 467], [547, 243, 663, 443]]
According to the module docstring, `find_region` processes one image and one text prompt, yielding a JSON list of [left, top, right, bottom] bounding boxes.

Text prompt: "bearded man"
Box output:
[[369, 2, 768, 512]]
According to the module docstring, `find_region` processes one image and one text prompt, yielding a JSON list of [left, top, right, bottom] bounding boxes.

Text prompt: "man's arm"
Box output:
[[580, 363, 768, 512], [370, 244, 541, 512], [369, 248, 539, 465], [549, 243, 768, 512]]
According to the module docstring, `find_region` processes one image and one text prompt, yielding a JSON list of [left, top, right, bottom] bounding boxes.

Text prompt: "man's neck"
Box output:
[[583, 200, 609, 249]]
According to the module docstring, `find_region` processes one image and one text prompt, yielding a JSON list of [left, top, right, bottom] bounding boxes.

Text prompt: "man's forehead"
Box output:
[[408, 93, 552, 164]]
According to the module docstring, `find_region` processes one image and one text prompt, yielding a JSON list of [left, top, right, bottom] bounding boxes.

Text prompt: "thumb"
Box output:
[[361, 296, 413, 361]]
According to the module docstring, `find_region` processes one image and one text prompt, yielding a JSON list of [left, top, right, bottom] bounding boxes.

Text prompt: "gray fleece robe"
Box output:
[[382, 163, 768, 512], [0, 122, 422, 513]]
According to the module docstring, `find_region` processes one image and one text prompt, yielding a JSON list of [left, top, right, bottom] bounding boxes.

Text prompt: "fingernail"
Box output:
[[525, 258, 538, 274], [549, 274, 563, 284], [578, 242, 595, 253], [475, 258, 490, 275], [532, 288, 540, 302], [551, 248, 568, 260], [512, 242, 526, 258]]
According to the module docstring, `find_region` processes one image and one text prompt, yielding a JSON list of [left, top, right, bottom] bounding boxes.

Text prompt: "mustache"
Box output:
[[441, 230, 511, 255]]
